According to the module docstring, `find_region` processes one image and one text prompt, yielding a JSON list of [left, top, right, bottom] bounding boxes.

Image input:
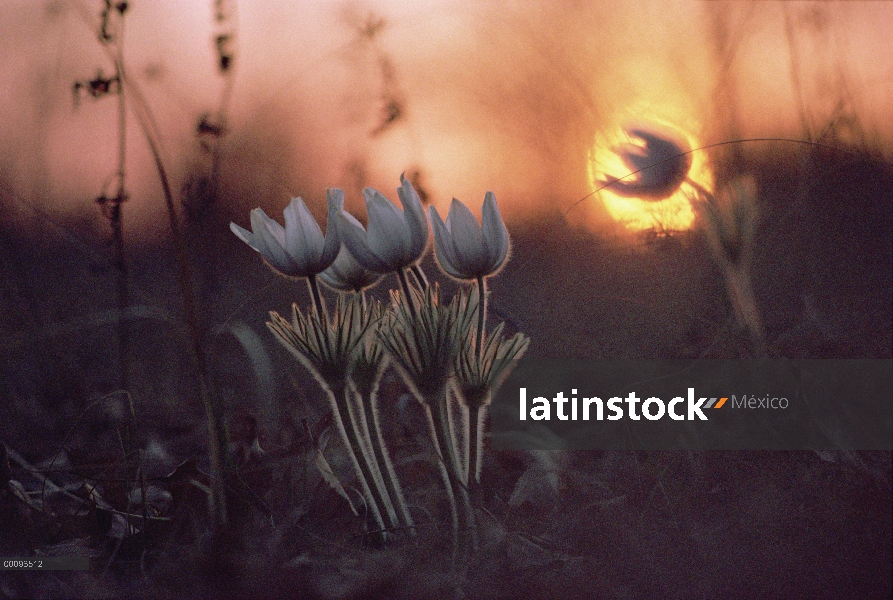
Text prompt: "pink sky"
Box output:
[[2, 0, 891, 242]]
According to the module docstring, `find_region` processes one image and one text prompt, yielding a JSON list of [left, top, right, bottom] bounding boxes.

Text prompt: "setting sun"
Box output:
[[587, 110, 714, 233]]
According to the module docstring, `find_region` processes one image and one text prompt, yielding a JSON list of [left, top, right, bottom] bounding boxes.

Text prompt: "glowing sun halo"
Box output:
[[587, 118, 713, 233]]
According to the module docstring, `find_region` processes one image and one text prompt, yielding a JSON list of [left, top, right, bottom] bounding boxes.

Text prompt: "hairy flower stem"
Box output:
[[357, 387, 415, 533], [465, 276, 488, 489], [446, 390, 466, 483], [725, 267, 765, 357], [692, 181, 765, 357], [430, 387, 476, 547], [110, 29, 140, 524], [348, 387, 398, 528], [474, 276, 487, 360], [327, 382, 388, 539], [422, 399, 459, 545], [465, 396, 488, 488], [410, 264, 429, 291]]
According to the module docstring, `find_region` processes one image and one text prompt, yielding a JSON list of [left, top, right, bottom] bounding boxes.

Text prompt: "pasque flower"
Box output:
[[319, 246, 385, 293], [429, 193, 514, 494], [336, 174, 429, 275], [599, 125, 692, 200], [230, 191, 341, 278], [428, 192, 510, 281]]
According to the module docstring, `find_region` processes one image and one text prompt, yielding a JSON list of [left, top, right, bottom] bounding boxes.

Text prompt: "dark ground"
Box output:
[[0, 149, 891, 598]]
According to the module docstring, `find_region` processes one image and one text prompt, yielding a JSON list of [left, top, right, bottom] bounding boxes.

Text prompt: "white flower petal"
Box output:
[[337, 210, 393, 273], [364, 188, 411, 268], [233, 197, 342, 279], [250, 208, 296, 274], [230, 222, 261, 253], [326, 188, 345, 213], [481, 192, 510, 274], [429, 206, 464, 279], [447, 198, 485, 275], [398, 174, 429, 260], [317, 189, 343, 268], [284, 198, 325, 273], [340, 209, 366, 231], [254, 208, 286, 248]]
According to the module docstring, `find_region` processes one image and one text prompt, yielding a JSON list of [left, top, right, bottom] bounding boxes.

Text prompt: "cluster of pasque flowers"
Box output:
[[231, 175, 527, 545]]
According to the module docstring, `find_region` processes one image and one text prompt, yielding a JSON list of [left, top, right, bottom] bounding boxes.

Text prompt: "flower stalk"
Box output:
[[378, 285, 473, 545], [267, 296, 401, 539], [350, 308, 415, 533], [430, 384, 474, 533], [475, 276, 486, 360], [352, 379, 414, 533], [696, 177, 765, 356], [327, 380, 389, 534], [428, 193, 517, 489]]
